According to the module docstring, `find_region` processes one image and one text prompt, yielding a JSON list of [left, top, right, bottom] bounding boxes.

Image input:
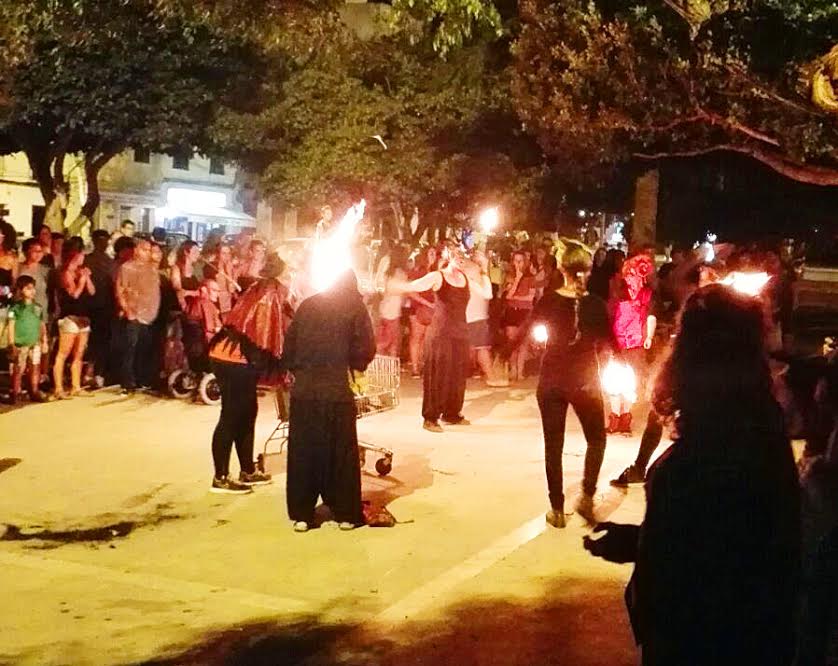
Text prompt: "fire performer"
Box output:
[[397, 242, 471, 433], [280, 269, 376, 532], [607, 253, 657, 434], [530, 241, 617, 527], [206, 253, 288, 494]]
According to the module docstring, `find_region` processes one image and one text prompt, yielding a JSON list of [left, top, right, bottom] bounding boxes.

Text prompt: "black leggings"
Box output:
[[635, 408, 664, 472], [211, 360, 259, 478], [537, 387, 607, 510]]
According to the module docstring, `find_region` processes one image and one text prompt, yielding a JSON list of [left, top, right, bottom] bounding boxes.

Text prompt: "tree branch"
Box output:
[[635, 144, 838, 186]]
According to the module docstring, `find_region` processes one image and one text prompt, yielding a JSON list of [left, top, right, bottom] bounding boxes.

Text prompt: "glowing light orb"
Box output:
[[719, 271, 770, 297], [479, 207, 500, 232], [532, 324, 549, 344], [311, 200, 366, 293], [601, 359, 638, 402]]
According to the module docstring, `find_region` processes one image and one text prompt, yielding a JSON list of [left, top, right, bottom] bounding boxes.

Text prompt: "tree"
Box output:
[[0, 0, 261, 232], [214, 4, 545, 241], [512, 0, 838, 188]]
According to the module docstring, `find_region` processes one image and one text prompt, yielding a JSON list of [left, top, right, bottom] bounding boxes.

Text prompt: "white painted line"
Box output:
[[0, 551, 307, 614], [371, 513, 547, 626]]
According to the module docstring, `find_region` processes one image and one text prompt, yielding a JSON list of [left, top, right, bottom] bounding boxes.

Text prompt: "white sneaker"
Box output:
[[293, 521, 309, 533], [339, 522, 356, 531]]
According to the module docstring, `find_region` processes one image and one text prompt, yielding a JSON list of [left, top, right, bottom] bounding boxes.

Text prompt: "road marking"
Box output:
[[371, 513, 547, 626], [0, 550, 308, 614]]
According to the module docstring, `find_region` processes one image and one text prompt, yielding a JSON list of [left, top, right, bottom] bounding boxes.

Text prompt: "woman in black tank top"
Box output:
[[400, 242, 471, 432], [53, 248, 96, 398]]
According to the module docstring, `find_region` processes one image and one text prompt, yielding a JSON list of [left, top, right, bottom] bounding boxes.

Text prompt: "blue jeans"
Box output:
[[121, 320, 151, 390]]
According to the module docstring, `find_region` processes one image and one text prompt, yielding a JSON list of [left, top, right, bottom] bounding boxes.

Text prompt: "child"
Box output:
[[7, 275, 49, 404], [186, 278, 223, 345]]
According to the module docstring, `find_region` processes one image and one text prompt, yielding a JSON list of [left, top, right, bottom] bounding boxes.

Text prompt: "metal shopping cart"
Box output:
[[256, 355, 399, 476]]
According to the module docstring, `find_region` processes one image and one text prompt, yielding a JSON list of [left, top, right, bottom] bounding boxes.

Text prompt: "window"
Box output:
[[209, 158, 225, 176], [133, 148, 150, 163], [172, 153, 190, 170]]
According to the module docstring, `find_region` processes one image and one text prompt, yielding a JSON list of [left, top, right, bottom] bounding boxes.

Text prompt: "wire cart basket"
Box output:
[[257, 355, 400, 476]]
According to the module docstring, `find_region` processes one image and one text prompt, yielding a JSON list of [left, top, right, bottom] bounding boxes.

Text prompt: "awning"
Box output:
[[159, 204, 255, 227]]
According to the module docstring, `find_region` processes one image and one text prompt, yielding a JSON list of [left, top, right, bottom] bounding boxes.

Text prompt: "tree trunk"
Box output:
[[67, 155, 108, 236], [632, 168, 659, 249]]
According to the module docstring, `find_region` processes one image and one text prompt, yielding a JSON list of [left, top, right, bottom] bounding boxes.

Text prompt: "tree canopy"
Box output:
[[0, 0, 262, 231], [512, 0, 838, 187]]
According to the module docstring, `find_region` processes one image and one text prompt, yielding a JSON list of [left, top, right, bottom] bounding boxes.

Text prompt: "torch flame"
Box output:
[[532, 324, 549, 344], [601, 359, 637, 402], [479, 207, 500, 232], [311, 200, 366, 293], [719, 271, 770, 297]]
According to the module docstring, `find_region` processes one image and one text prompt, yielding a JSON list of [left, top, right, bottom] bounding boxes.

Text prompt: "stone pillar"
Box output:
[[632, 169, 659, 249]]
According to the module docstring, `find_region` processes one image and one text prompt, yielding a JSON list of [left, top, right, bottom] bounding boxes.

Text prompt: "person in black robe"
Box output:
[[280, 270, 375, 532]]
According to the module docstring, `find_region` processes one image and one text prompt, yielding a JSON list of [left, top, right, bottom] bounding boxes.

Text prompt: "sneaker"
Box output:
[[94, 375, 105, 389], [210, 477, 253, 495], [293, 521, 309, 532], [485, 378, 510, 388], [442, 415, 471, 426], [610, 465, 645, 488], [575, 493, 596, 525], [119, 388, 135, 397], [5, 393, 18, 406], [339, 522, 357, 531], [423, 420, 444, 433], [239, 470, 273, 486], [546, 509, 566, 529]]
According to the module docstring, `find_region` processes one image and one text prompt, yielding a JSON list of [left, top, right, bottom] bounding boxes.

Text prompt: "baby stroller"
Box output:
[[167, 314, 221, 406]]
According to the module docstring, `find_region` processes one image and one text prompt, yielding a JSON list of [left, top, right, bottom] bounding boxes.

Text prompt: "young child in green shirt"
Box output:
[[7, 275, 49, 404]]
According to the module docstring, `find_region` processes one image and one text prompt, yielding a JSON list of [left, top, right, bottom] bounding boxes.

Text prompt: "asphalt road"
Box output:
[[0, 378, 645, 665]]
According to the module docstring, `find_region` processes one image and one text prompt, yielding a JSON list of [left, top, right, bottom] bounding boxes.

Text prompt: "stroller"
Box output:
[[167, 312, 221, 406]]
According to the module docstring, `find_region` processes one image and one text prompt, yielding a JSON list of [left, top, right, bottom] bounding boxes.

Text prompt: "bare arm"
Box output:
[[392, 270, 443, 294], [469, 273, 493, 300], [61, 270, 86, 300], [644, 315, 657, 349]]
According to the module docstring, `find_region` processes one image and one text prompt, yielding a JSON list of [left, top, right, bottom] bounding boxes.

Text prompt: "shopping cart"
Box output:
[[256, 355, 399, 476]]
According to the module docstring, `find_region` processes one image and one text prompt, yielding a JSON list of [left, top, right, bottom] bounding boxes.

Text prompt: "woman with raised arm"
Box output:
[[398, 242, 471, 433], [170, 240, 201, 312]]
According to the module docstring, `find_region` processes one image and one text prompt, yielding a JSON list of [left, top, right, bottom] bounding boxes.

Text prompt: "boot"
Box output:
[[618, 412, 633, 435], [606, 413, 620, 434]]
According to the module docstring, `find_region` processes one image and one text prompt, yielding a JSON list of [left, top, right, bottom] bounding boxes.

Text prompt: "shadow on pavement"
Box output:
[[136, 578, 636, 666]]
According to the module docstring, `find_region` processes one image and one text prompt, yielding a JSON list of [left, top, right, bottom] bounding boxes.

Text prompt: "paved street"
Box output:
[[1, 378, 646, 665]]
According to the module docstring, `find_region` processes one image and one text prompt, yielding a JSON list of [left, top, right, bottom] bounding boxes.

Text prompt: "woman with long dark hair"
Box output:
[[53, 247, 95, 398], [529, 241, 614, 527], [586, 285, 800, 665], [400, 242, 471, 433], [171, 240, 201, 312]]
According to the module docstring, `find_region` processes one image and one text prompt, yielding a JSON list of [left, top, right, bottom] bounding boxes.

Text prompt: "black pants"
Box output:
[[88, 308, 113, 380], [537, 387, 607, 510], [634, 409, 664, 472], [286, 399, 362, 525], [211, 360, 258, 478], [120, 320, 152, 390], [422, 335, 469, 422]]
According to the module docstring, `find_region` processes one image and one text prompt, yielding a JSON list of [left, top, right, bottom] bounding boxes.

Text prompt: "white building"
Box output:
[[0, 149, 256, 242]]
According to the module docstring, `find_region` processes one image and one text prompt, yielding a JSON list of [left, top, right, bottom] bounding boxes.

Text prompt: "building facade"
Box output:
[[0, 149, 256, 242]]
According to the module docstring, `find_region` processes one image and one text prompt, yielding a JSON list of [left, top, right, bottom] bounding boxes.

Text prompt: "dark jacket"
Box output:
[[280, 271, 375, 402], [628, 406, 800, 666]]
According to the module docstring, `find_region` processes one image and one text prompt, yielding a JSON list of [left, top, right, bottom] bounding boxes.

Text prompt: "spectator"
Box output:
[[376, 245, 408, 357], [202, 243, 238, 319], [0, 219, 18, 306], [406, 246, 437, 378], [171, 240, 201, 311], [113, 236, 135, 266], [115, 239, 160, 394], [109, 220, 135, 252], [84, 230, 116, 387], [586, 285, 800, 665], [237, 239, 266, 292], [502, 250, 536, 382], [50, 232, 65, 270], [6, 275, 49, 404], [463, 251, 500, 386], [36, 225, 55, 268], [53, 247, 95, 398], [18, 239, 50, 314]]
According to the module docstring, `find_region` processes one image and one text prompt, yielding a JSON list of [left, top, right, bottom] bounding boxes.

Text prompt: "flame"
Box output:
[[601, 359, 637, 402], [311, 200, 366, 293], [719, 271, 770, 297], [532, 324, 549, 344], [479, 206, 500, 232]]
